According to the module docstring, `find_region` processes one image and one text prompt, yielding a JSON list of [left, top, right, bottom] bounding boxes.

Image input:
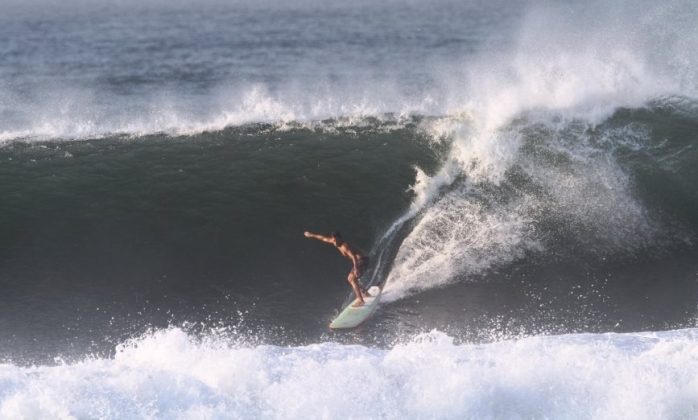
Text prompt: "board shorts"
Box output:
[[353, 255, 370, 278]]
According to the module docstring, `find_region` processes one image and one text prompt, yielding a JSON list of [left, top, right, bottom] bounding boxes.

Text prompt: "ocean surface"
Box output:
[[1, 0, 698, 418]]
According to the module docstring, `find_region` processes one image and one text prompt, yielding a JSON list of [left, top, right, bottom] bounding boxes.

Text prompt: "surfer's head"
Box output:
[[331, 231, 343, 246]]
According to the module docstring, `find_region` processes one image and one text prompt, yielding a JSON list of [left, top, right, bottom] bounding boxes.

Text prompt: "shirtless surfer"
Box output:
[[304, 231, 371, 306]]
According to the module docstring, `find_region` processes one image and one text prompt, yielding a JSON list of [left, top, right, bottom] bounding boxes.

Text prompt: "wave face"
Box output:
[[1, 105, 697, 361], [1, 327, 697, 419]]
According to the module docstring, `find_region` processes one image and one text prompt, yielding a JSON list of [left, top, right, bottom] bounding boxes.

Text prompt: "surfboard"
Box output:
[[329, 286, 381, 329]]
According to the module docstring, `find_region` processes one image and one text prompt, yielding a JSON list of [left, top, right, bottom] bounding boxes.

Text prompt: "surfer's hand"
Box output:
[[304, 231, 311, 238]]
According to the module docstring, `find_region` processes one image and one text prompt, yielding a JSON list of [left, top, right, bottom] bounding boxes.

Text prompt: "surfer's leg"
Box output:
[[347, 272, 365, 306], [352, 267, 371, 298]]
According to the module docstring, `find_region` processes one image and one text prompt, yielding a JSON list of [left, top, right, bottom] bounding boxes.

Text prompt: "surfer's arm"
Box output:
[[303, 231, 334, 244]]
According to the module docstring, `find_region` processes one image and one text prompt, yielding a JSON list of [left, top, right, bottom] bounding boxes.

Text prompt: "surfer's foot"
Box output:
[[352, 301, 365, 307]]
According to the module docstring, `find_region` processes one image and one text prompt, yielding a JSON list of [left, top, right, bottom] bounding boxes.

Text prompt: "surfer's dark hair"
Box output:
[[332, 231, 342, 240]]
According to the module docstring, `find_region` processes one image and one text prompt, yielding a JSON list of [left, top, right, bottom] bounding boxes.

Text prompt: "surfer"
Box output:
[[304, 231, 371, 306]]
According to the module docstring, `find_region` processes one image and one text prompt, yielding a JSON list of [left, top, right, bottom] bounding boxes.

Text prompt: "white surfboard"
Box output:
[[329, 286, 381, 329]]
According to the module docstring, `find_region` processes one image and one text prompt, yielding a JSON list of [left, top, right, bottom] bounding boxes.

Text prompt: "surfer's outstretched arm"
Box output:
[[304, 231, 334, 244]]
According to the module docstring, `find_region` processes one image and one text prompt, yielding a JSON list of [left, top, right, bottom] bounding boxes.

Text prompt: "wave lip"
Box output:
[[381, 0, 698, 301], [1, 327, 697, 419]]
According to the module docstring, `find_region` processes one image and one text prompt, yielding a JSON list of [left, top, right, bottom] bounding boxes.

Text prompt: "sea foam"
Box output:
[[0, 327, 696, 419]]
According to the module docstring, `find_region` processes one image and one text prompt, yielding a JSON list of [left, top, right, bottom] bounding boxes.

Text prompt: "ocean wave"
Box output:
[[380, 0, 698, 301], [2, 3, 695, 143], [0, 82, 437, 144], [1, 327, 696, 419]]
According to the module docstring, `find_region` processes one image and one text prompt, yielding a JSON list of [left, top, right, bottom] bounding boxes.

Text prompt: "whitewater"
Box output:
[[1, 327, 696, 419]]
